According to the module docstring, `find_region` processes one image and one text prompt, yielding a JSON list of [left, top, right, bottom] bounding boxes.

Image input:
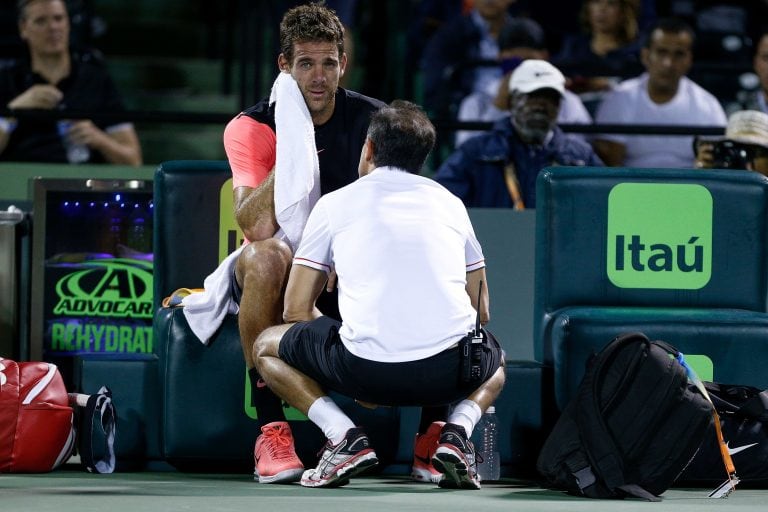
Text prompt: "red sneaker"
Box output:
[[411, 421, 445, 483], [253, 421, 304, 483]]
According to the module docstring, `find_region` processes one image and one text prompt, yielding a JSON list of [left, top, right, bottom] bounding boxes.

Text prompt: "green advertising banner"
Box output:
[[45, 258, 154, 356]]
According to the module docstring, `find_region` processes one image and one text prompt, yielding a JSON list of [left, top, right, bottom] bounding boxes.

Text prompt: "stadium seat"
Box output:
[[534, 166, 768, 409]]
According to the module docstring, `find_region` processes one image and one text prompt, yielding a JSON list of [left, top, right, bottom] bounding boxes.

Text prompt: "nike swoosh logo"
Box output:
[[727, 442, 758, 455]]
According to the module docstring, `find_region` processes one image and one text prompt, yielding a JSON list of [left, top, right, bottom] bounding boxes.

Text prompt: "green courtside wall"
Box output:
[[0, 163, 155, 210]]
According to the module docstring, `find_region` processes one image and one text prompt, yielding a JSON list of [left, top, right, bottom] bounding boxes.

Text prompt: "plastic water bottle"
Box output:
[[100, 198, 124, 256], [126, 203, 151, 253], [475, 406, 500, 482], [57, 120, 90, 164]]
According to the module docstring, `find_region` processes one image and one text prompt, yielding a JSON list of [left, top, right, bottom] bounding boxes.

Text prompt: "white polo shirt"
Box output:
[[294, 166, 485, 363], [595, 73, 727, 168]]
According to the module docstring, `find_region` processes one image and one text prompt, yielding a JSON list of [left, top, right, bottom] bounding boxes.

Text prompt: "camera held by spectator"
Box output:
[[694, 110, 768, 176]]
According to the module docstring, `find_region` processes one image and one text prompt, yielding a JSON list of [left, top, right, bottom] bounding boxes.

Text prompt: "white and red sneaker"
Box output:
[[432, 423, 481, 490], [300, 427, 378, 488]]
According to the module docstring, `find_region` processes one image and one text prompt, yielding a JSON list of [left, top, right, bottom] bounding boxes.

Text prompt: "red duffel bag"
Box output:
[[0, 358, 75, 472]]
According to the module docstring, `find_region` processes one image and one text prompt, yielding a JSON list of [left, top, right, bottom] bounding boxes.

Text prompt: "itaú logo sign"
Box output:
[[53, 259, 153, 319], [606, 183, 712, 290]]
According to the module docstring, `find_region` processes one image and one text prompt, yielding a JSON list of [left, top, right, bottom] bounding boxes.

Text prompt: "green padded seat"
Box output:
[[535, 166, 768, 409], [550, 308, 768, 409]]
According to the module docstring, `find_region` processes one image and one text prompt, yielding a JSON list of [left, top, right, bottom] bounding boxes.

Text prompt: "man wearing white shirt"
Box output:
[[594, 17, 727, 168], [251, 100, 505, 489]]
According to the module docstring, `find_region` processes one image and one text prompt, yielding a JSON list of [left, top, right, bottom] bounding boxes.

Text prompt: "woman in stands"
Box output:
[[552, 0, 644, 98]]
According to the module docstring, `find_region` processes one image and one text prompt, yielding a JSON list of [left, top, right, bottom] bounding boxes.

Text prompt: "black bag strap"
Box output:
[[707, 382, 768, 421], [574, 332, 662, 500], [741, 390, 768, 421], [78, 386, 117, 474]]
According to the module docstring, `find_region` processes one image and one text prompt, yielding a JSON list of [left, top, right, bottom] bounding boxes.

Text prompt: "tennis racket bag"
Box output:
[[678, 382, 768, 486]]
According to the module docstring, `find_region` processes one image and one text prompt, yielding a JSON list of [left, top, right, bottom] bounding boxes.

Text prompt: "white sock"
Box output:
[[447, 400, 482, 437], [307, 396, 355, 445]]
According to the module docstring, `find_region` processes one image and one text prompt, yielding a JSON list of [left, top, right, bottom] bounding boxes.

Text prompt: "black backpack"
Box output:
[[536, 332, 714, 501]]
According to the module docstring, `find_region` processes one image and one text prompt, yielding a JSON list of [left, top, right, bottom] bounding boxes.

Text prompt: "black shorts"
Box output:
[[278, 316, 504, 406]]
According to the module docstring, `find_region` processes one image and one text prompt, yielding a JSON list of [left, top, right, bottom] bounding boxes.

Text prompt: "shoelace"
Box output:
[[456, 437, 482, 468], [261, 426, 296, 461]]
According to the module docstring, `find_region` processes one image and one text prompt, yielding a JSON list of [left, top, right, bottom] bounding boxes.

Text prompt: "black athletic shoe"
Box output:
[[431, 423, 481, 490], [300, 427, 379, 488]]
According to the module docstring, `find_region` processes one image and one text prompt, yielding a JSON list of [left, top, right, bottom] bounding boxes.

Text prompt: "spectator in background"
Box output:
[[552, 0, 644, 98], [694, 109, 768, 176], [420, 0, 538, 117], [736, 27, 768, 114], [434, 60, 603, 209], [507, 0, 582, 56], [0, 0, 141, 165], [455, 20, 592, 147], [406, 0, 465, 60], [326, 0, 356, 89], [593, 17, 726, 168]]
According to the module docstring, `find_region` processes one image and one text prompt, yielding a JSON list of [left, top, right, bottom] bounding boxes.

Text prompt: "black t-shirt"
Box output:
[[242, 87, 385, 195], [0, 51, 128, 163]]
